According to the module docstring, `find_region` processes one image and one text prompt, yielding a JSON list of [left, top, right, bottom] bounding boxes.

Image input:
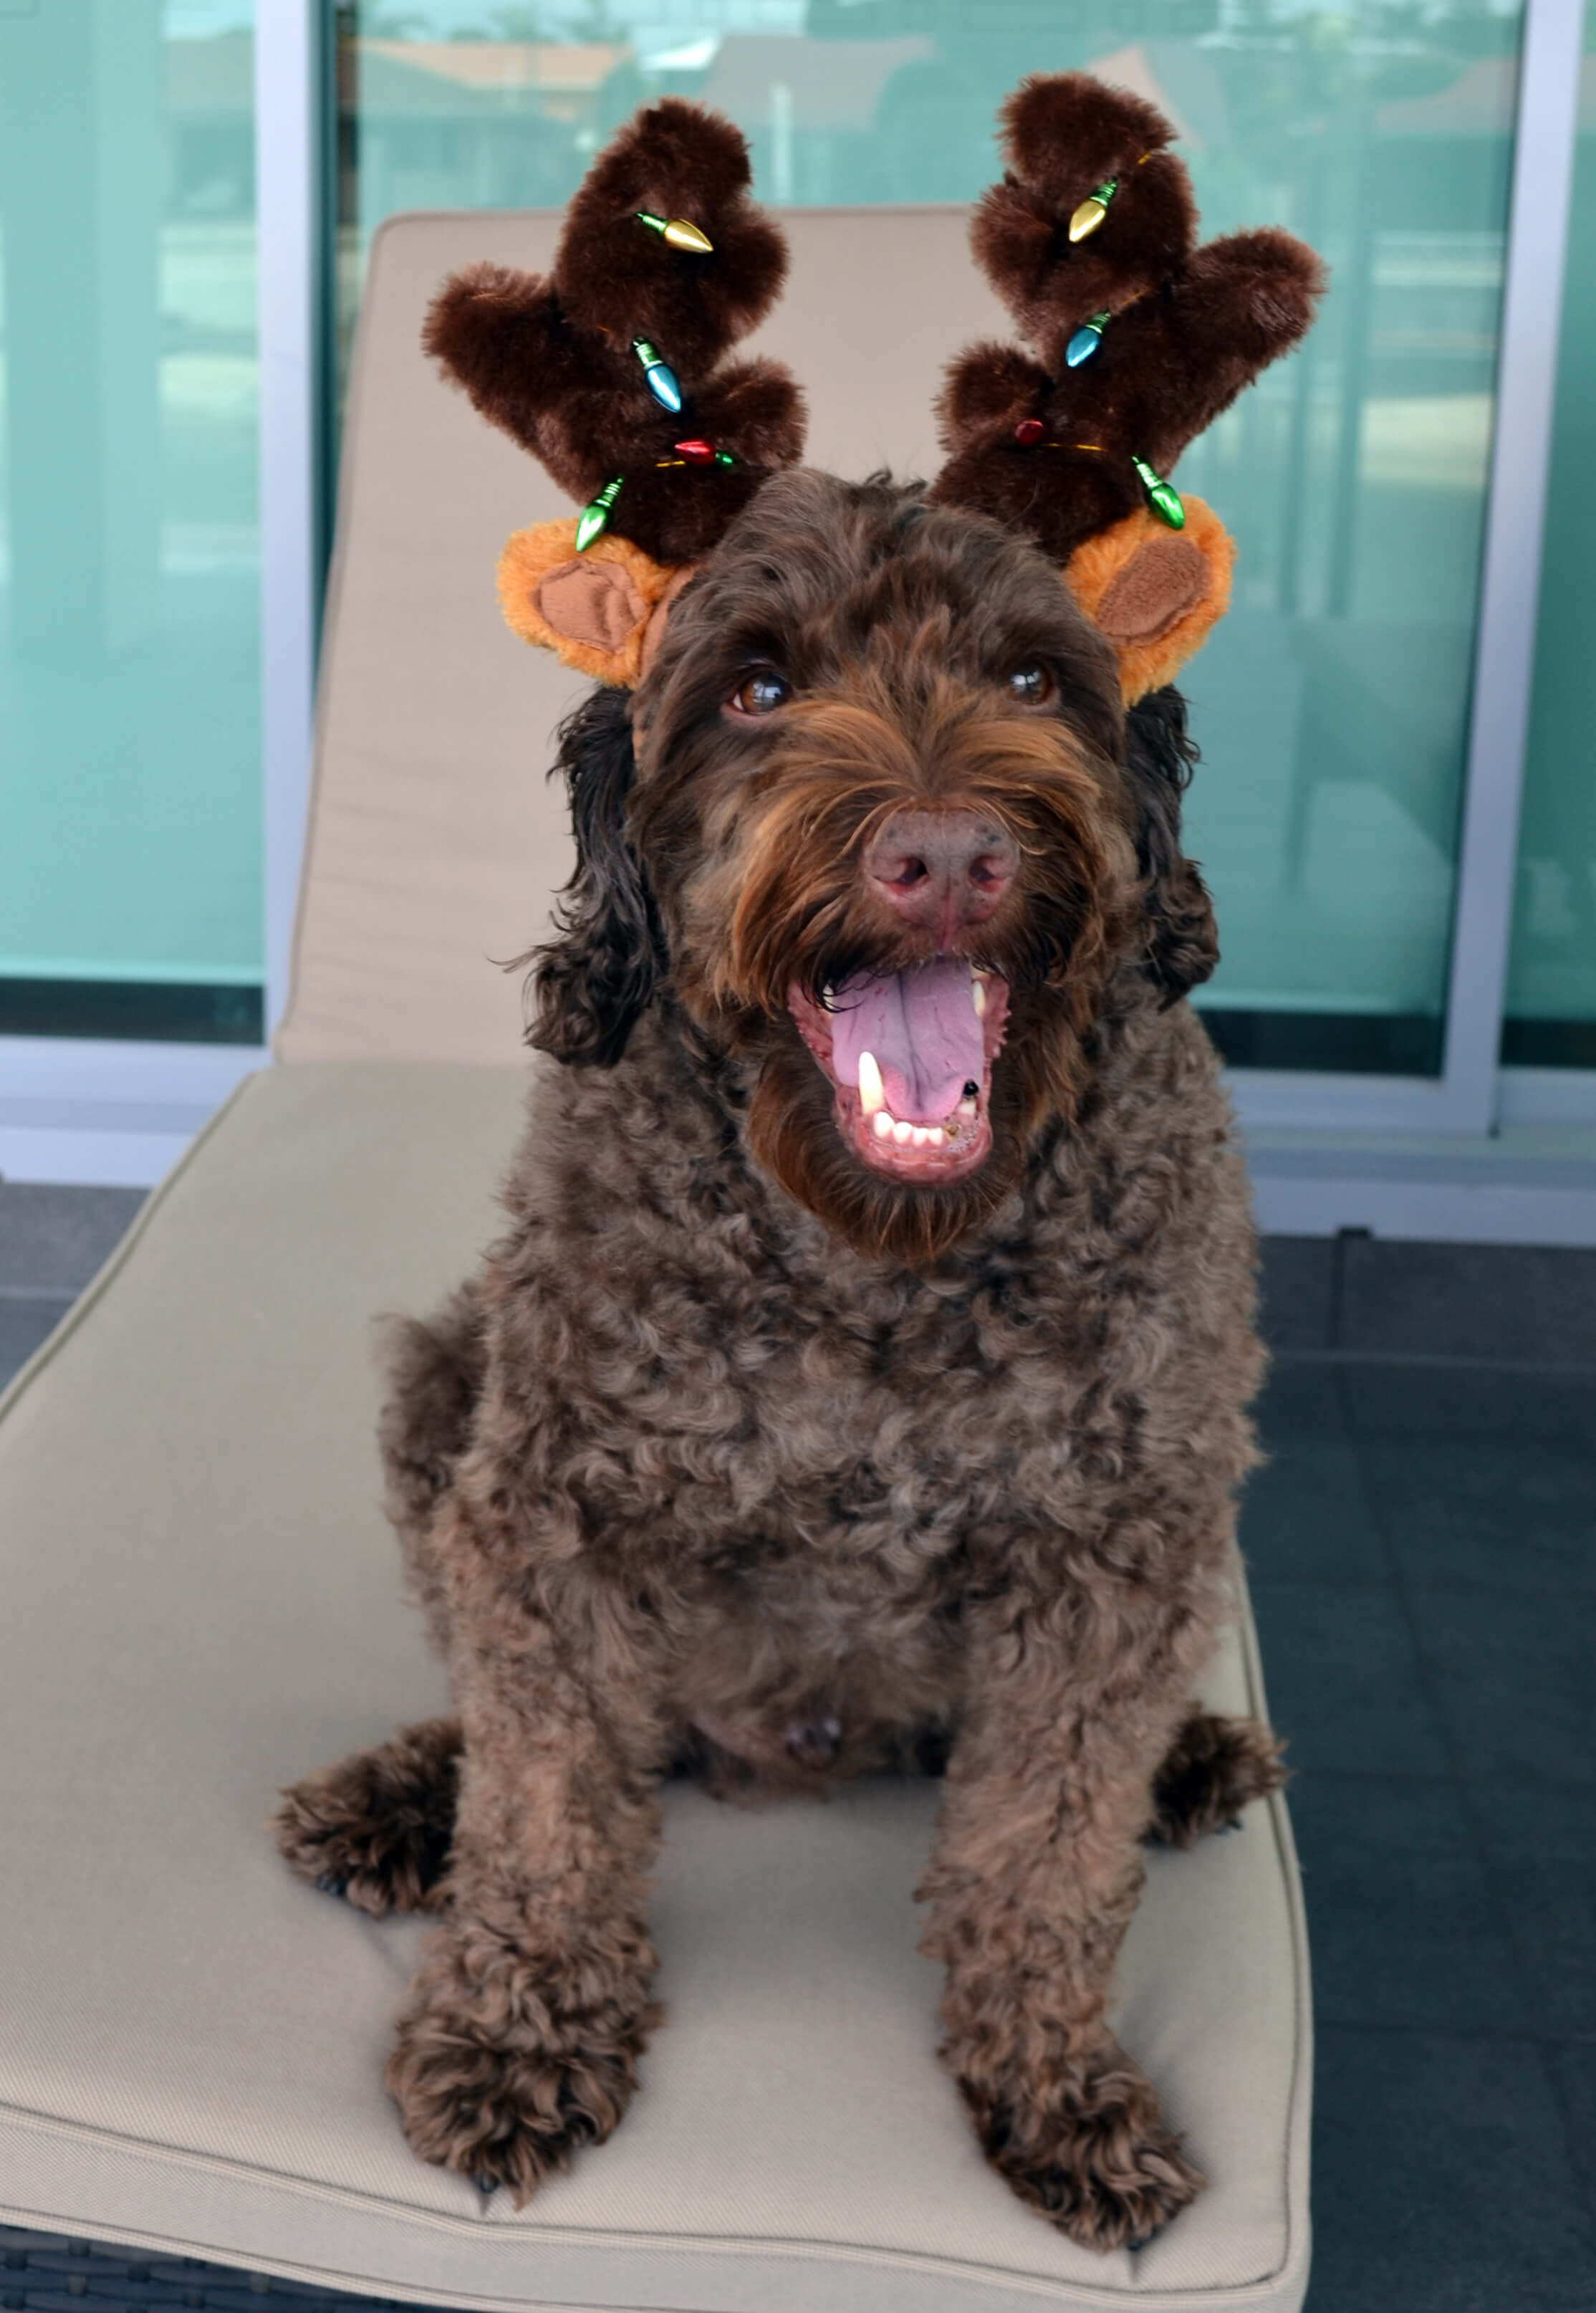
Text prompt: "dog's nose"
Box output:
[[863, 809, 1019, 940]]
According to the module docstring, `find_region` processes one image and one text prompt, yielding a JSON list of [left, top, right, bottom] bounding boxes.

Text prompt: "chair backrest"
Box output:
[[276, 208, 1008, 1068]]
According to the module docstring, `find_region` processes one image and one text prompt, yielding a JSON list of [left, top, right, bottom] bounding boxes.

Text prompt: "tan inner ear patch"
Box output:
[[1095, 537, 1211, 646], [1062, 497, 1234, 705], [537, 559, 648, 653]]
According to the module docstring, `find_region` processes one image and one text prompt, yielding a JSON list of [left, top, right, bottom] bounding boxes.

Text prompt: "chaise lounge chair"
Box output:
[[0, 205, 1312, 2313]]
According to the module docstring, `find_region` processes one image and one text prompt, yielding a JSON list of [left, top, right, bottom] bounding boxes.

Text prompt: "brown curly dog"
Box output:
[[273, 465, 1285, 2253]]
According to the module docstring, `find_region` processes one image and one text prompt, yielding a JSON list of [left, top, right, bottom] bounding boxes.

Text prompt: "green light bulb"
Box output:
[[1132, 455, 1185, 530], [575, 476, 623, 552]]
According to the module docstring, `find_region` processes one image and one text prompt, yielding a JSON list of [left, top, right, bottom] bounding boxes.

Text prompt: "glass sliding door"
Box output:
[[0, 0, 262, 1045], [331, 0, 1526, 1078], [1174, 38, 1516, 1076]]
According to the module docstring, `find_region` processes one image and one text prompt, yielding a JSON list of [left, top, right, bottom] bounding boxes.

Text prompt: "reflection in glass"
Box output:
[[0, 1, 262, 1043], [336, 0, 1524, 1072]]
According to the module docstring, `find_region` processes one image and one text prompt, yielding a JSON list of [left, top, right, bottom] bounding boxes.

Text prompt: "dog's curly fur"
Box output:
[[274, 469, 1281, 2250]]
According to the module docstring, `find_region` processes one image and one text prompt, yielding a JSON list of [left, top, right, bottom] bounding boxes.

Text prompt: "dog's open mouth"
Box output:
[[789, 960, 1010, 1184]]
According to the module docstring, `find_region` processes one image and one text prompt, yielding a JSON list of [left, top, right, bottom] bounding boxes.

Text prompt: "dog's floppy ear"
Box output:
[[1064, 499, 1233, 704], [1123, 686, 1218, 1004], [521, 687, 663, 1065]]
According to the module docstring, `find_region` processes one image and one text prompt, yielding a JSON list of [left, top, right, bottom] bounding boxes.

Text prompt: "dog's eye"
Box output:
[[1006, 662, 1054, 704], [729, 670, 792, 717]]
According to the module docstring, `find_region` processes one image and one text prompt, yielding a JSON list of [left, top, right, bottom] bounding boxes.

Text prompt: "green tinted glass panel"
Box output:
[[337, 0, 1523, 1073], [1504, 24, 1595, 1069], [0, 1, 261, 1042]]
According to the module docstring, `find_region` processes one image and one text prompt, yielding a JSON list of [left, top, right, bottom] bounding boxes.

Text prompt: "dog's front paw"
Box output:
[[386, 1933, 658, 2203], [962, 2055, 1204, 2252], [271, 1720, 461, 1915], [1148, 1710, 1286, 1849]]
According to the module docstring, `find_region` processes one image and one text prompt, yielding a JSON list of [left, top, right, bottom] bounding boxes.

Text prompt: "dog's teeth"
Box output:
[[972, 977, 986, 1018], [857, 1049, 884, 1115], [958, 1097, 978, 1119], [892, 1119, 914, 1145], [821, 983, 835, 1011], [872, 1109, 894, 1140], [912, 1126, 936, 1147]]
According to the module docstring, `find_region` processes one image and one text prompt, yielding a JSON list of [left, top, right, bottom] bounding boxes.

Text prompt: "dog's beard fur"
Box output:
[[526, 474, 1213, 1267]]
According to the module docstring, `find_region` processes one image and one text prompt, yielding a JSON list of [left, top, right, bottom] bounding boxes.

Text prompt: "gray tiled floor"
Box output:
[[2, 1194, 1595, 2310], [1241, 1356, 1596, 2313], [0, 1182, 145, 1392]]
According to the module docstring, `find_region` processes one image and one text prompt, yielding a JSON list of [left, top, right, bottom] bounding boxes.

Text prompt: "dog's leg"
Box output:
[[272, 1718, 462, 1914], [920, 1599, 1213, 2254], [384, 1521, 669, 2205], [1148, 1710, 1285, 1848], [378, 1286, 488, 1657]]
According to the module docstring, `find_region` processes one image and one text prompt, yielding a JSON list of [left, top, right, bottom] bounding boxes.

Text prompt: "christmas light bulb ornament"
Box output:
[[575, 476, 623, 551], [1069, 178, 1118, 242], [1013, 417, 1045, 446], [1131, 454, 1185, 530], [632, 338, 683, 413], [635, 211, 714, 254], [670, 439, 736, 467], [1066, 310, 1112, 367]]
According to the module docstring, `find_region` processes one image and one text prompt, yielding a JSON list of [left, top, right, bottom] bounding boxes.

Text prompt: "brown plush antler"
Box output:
[[930, 74, 1325, 564], [423, 100, 805, 565]]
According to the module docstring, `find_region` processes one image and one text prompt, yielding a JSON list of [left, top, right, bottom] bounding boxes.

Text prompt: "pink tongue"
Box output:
[[829, 959, 983, 1124]]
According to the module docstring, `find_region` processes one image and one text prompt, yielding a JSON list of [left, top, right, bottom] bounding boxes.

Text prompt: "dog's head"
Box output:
[[426, 82, 1321, 1263], [517, 470, 1218, 1263]]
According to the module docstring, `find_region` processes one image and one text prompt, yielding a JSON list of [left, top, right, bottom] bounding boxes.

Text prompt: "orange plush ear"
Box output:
[[503, 496, 1232, 699], [496, 519, 695, 686], [1064, 497, 1234, 704]]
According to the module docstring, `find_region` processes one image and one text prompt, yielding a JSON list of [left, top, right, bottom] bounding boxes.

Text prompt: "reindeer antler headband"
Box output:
[[426, 79, 1323, 702]]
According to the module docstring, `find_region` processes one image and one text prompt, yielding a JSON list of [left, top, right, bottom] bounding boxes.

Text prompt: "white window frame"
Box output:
[[257, 0, 321, 1046]]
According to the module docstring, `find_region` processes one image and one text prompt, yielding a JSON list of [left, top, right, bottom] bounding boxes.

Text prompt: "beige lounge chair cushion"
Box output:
[[0, 1063, 1310, 2313]]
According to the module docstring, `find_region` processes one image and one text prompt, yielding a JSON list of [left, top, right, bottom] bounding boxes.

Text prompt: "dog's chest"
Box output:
[[559, 1231, 1090, 1590]]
